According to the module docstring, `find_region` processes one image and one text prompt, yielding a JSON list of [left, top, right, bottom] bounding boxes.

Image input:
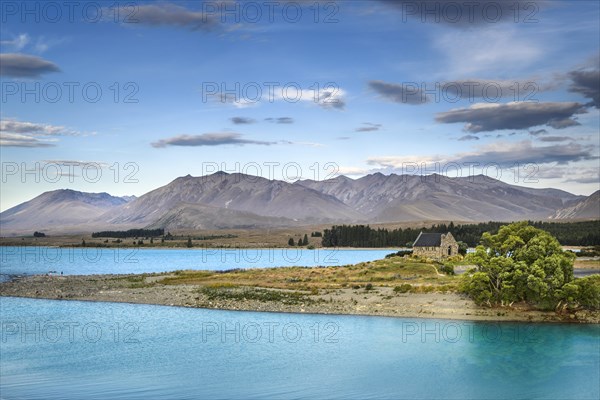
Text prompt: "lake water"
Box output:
[[0, 247, 392, 281], [0, 297, 598, 399]]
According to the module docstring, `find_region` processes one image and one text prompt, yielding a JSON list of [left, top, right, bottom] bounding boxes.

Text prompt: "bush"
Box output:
[[560, 275, 600, 310], [576, 246, 600, 257], [394, 284, 412, 293], [439, 265, 455, 275], [459, 272, 493, 306], [445, 255, 464, 263], [365, 283, 373, 291], [385, 250, 413, 258]]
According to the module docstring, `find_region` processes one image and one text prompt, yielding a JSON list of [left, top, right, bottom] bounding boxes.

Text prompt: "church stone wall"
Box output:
[[413, 233, 459, 260]]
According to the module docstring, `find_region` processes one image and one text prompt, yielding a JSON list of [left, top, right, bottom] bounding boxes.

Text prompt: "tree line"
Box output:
[[321, 220, 600, 248], [91, 228, 165, 238]]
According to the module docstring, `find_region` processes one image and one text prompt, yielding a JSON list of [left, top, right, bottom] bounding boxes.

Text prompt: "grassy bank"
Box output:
[[1, 255, 598, 323], [155, 258, 457, 293]]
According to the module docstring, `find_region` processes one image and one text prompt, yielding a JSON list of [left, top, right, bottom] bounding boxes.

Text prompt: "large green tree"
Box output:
[[463, 222, 576, 309]]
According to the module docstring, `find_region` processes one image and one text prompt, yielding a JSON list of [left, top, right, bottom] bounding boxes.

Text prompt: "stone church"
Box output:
[[412, 232, 459, 260]]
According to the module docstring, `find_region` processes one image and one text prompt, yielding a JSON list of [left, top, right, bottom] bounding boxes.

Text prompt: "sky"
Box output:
[[1, 0, 599, 211]]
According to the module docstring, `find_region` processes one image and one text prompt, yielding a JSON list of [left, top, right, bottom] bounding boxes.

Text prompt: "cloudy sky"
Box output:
[[1, 0, 599, 210]]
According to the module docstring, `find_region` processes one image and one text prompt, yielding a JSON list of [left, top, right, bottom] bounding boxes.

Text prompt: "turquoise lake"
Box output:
[[0, 246, 392, 280], [0, 297, 598, 399]]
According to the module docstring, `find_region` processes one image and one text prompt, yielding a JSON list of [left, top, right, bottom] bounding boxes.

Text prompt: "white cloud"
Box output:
[[0, 34, 30, 50], [0, 118, 87, 147], [366, 140, 598, 169], [434, 27, 543, 77]]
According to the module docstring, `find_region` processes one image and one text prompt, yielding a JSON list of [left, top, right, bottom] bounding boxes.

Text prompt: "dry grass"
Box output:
[[157, 257, 459, 291], [574, 259, 600, 269]]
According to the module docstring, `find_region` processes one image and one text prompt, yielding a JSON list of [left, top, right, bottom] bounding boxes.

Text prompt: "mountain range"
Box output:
[[1, 172, 598, 235]]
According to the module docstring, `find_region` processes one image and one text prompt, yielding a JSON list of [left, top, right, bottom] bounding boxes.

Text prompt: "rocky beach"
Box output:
[[2, 272, 598, 323]]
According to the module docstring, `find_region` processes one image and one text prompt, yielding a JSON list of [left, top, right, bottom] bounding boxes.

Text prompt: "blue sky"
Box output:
[[1, 0, 599, 211]]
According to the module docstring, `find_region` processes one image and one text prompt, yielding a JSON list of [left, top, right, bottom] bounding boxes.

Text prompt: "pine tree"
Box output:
[[187, 237, 193, 248], [288, 238, 295, 246], [303, 234, 309, 246]]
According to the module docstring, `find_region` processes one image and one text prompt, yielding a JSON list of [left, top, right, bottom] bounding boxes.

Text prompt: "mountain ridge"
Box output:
[[1, 172, 596, 234]]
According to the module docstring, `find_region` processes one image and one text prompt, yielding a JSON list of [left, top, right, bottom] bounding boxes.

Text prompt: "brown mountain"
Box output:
[[0, 189, 131, 235], [96, 172, 364, 229], [296, 173, 582, 222], [1, 172, 592, 234], [550, 190, 600, 220]]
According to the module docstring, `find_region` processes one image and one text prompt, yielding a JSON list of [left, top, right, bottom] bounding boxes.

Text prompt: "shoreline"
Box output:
[[1, 273, 598, 324], [0, 244, 401, 250], [1, 294, 593, 327]]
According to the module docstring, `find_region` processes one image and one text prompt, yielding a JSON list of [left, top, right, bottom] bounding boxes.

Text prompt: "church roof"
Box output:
[[413, 232, 444, 247]]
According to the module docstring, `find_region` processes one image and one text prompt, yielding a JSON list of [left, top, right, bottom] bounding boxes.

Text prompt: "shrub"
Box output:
[[446, 255, 464, 263], [439, 265, 455, 275], [365, 283, 373, 291], [559, 275, 600, 310], [385, 250, 413, 258], [394, 284, 412, 293], [459, 272, 493, 306], [576, 246, 600, 257]]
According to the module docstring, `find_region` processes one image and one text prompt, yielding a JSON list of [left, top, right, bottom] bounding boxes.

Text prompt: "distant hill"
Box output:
[[296, 173, 583, 222], [96, 173, 364, 230], [0, 189, 128, 234], [0, 172, 594, 234], [550, 191, 600, 220]]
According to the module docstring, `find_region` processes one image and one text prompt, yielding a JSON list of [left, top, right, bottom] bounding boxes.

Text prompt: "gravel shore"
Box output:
[[1, 273, 598, 323]]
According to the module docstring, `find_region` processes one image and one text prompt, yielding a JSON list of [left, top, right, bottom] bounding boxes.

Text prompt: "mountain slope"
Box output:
[[550, 191, 600, 220], [98, 172, 365, 228], [2, 172, 593, 234], [145, 203, 299, 230], [296, 173, 583, 222], [0, 189, 129, 234]]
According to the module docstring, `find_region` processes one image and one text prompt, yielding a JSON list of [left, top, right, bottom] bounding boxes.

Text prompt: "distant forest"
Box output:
[[91, 228, 165, 238], [321, 221, 600, 248]]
